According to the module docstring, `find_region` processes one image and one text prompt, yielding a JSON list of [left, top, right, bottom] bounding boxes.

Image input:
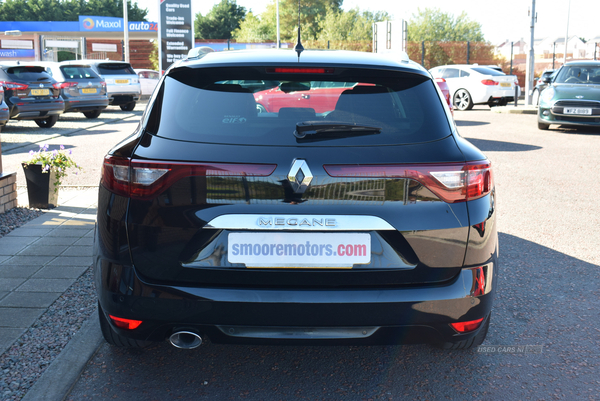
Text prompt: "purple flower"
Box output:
[[29, 150, 34, 156], [52, 149, 58, 156], [43, 165, 50, 172], [68, 149, 72, 155], [42, 144, 49, 151], [60, 145, 65, 150]]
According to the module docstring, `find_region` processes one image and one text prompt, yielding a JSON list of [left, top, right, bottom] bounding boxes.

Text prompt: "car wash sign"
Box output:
[[159, 0, 194, 71]]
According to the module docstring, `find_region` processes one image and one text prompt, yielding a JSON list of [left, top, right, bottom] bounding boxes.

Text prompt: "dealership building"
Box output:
[[0, 15, 157, 69]]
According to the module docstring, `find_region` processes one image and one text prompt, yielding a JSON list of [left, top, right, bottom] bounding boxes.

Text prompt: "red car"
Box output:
[[435, 78, 454, 116], [254, 81, 360, 114]]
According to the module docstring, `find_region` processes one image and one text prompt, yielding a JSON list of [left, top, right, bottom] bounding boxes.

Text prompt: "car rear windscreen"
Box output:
[[60, 66, 100, 79], [146, 66, 453, 146], [97, 63, 135, 75], [5, 66, 52, 81]]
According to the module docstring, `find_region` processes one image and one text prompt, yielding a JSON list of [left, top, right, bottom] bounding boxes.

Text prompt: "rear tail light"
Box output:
[[109, 315, 142, 330], [450, 318, 484, 333], [0, 81, 29, 90], [323, 161, 493, 203], [481, 79, 498, 86], [102, 156, 277, 199], [100, 81, 107, 89], [435, 78, 447, 83], [53, 82, 78, 89]]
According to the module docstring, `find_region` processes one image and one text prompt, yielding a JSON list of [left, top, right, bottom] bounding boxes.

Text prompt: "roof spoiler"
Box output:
[[186, 46, 215, 60]]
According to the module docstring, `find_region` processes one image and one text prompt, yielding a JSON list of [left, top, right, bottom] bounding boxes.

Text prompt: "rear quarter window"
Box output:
[[146, 66, 452, 147]]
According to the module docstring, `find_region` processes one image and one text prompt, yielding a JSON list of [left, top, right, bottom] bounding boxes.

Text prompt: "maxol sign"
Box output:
[[78, 16, 158, 32]]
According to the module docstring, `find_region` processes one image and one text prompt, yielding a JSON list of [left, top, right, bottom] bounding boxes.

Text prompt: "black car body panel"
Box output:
[[94, 49, 498, 348]]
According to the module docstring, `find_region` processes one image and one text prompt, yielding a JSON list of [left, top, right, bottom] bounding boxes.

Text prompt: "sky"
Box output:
[[134, 0, 600, 45]]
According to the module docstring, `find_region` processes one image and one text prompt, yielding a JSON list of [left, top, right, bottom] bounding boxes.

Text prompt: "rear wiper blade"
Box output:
[[294, 121, 381, 140]]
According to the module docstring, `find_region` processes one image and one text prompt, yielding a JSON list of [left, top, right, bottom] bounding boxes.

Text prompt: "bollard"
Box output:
[[514, 84, 518, 107]]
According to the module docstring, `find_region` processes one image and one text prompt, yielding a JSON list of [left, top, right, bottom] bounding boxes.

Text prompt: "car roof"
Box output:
[[564, 60, 600, 67], [173, 49, 428, 76], [67, 60, 133, 66]]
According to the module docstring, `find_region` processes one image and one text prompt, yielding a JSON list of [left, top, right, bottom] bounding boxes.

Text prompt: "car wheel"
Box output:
[[120, 102, 136, 111], [453, 89, 473, 111], [538, 121, 550, 130], [532, 89, 540, 106], [98, 302, 152, 348], [34, 115, 59, 129], [256, 103, 267, 114], [436, 313, 491, 350], [83, 110, 102, 119]]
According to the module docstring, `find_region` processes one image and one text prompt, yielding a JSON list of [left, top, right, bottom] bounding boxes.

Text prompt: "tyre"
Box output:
[[120, 102, 136, 111], [532, 89, 540, 106], [83, 109, 102, 119], [34, 115, 58, 128], [256, 103, 266, 114], [98, 302, 152, 348], [453, 89, 473, 111], [436, 313, 491, 350], [538, 121, 550, 130]]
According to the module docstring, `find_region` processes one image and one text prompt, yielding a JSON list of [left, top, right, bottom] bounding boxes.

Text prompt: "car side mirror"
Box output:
[[542, 76, 553, 84]]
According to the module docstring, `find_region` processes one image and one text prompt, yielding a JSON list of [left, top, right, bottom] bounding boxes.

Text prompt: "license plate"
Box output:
[[500, 82, 511, 88], [228, 232, 371, 268], [115, 79, 129, 84], [30, 89, 49, 96], [81, 88, 97, 94], [564, 108, 592, 115]]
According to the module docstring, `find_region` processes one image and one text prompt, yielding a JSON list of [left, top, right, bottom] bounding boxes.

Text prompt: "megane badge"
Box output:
[[287, 159, 313, 193]]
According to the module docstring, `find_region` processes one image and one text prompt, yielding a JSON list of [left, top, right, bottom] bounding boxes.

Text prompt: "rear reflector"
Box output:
[[102, 156, 277, 199], [109, 315, 142, 330], [323, 161, 493, 203], [450, 318, 484, 333]]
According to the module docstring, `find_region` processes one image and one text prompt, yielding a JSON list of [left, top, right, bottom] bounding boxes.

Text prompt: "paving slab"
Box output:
[[0, 265, 42, 278], [17, 278, 76, 293], [31, 266, 88, 279], [0, 308, 45, 328], [0, 292, 62, 308]]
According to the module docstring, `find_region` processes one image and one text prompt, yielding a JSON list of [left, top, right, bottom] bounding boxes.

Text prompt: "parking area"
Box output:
[[2, 106, 600, 400]]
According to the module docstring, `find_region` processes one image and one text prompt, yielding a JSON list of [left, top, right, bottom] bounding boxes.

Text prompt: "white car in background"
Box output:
[[430, 65, 520, 110], [135, 69, 160, 97]]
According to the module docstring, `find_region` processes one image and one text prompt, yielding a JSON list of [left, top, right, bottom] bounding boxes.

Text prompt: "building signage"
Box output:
[[78, 16, 158, 32], [0, 49, 35, 58], [159, 0, 194, 71]]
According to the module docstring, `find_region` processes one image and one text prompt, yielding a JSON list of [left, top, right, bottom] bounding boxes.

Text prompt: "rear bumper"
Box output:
[[108, 94, 140, 105], [9, 100, 64, 119], [63, 97, 109, 113], [95, 251, 497, 345]]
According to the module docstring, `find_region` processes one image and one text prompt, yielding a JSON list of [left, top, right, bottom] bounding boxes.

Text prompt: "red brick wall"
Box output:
[[85, 40, 154, 69]]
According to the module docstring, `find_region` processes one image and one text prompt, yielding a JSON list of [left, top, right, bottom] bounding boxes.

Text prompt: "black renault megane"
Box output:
[[94, 48, 498, 350]]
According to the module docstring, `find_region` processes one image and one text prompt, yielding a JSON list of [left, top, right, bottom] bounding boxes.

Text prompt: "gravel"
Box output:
[[0, 208, 44, 239], [0, 267, 96, 401]]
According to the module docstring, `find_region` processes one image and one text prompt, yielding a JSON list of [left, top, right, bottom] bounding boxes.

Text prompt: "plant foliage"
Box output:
[[0, 0, 147, 22], [23, 144, 82, 192]]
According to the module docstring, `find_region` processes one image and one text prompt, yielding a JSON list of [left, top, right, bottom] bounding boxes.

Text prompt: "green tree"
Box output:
[[319, 7, 389, 42], [195, 0, 246, 40], [231, 12, 273, 42], [407, 8, 485, 42], [233, 0, 342, 42], [0, 0, 147, 21]]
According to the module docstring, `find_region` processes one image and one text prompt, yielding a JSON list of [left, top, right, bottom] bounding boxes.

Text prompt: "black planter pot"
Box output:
[[21, 163, 59, 209]]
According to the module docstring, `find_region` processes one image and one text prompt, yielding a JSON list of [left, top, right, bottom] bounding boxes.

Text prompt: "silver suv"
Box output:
[[85, 60, 141, 111]]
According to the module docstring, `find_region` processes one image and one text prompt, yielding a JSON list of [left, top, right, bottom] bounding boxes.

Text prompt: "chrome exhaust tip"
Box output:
[[169, 331, 202, 349]]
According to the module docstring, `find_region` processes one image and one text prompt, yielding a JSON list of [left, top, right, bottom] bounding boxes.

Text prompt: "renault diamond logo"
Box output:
[[287, 159, 313, 193]]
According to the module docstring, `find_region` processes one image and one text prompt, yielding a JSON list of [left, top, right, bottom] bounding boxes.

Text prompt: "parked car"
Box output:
[[429, 64, 520, 110], [537, 61, 600, 130], [434, 77, 454, 116], [253, 81, 358, 114], [0, 63, 64, 128], [135, 69, 160, 97], [84, 60, 140, 111], [531, 69, 556, 105], [34, 61, 108, 119], [0, 86, 9, 131], [95, 49, 497, 351]]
